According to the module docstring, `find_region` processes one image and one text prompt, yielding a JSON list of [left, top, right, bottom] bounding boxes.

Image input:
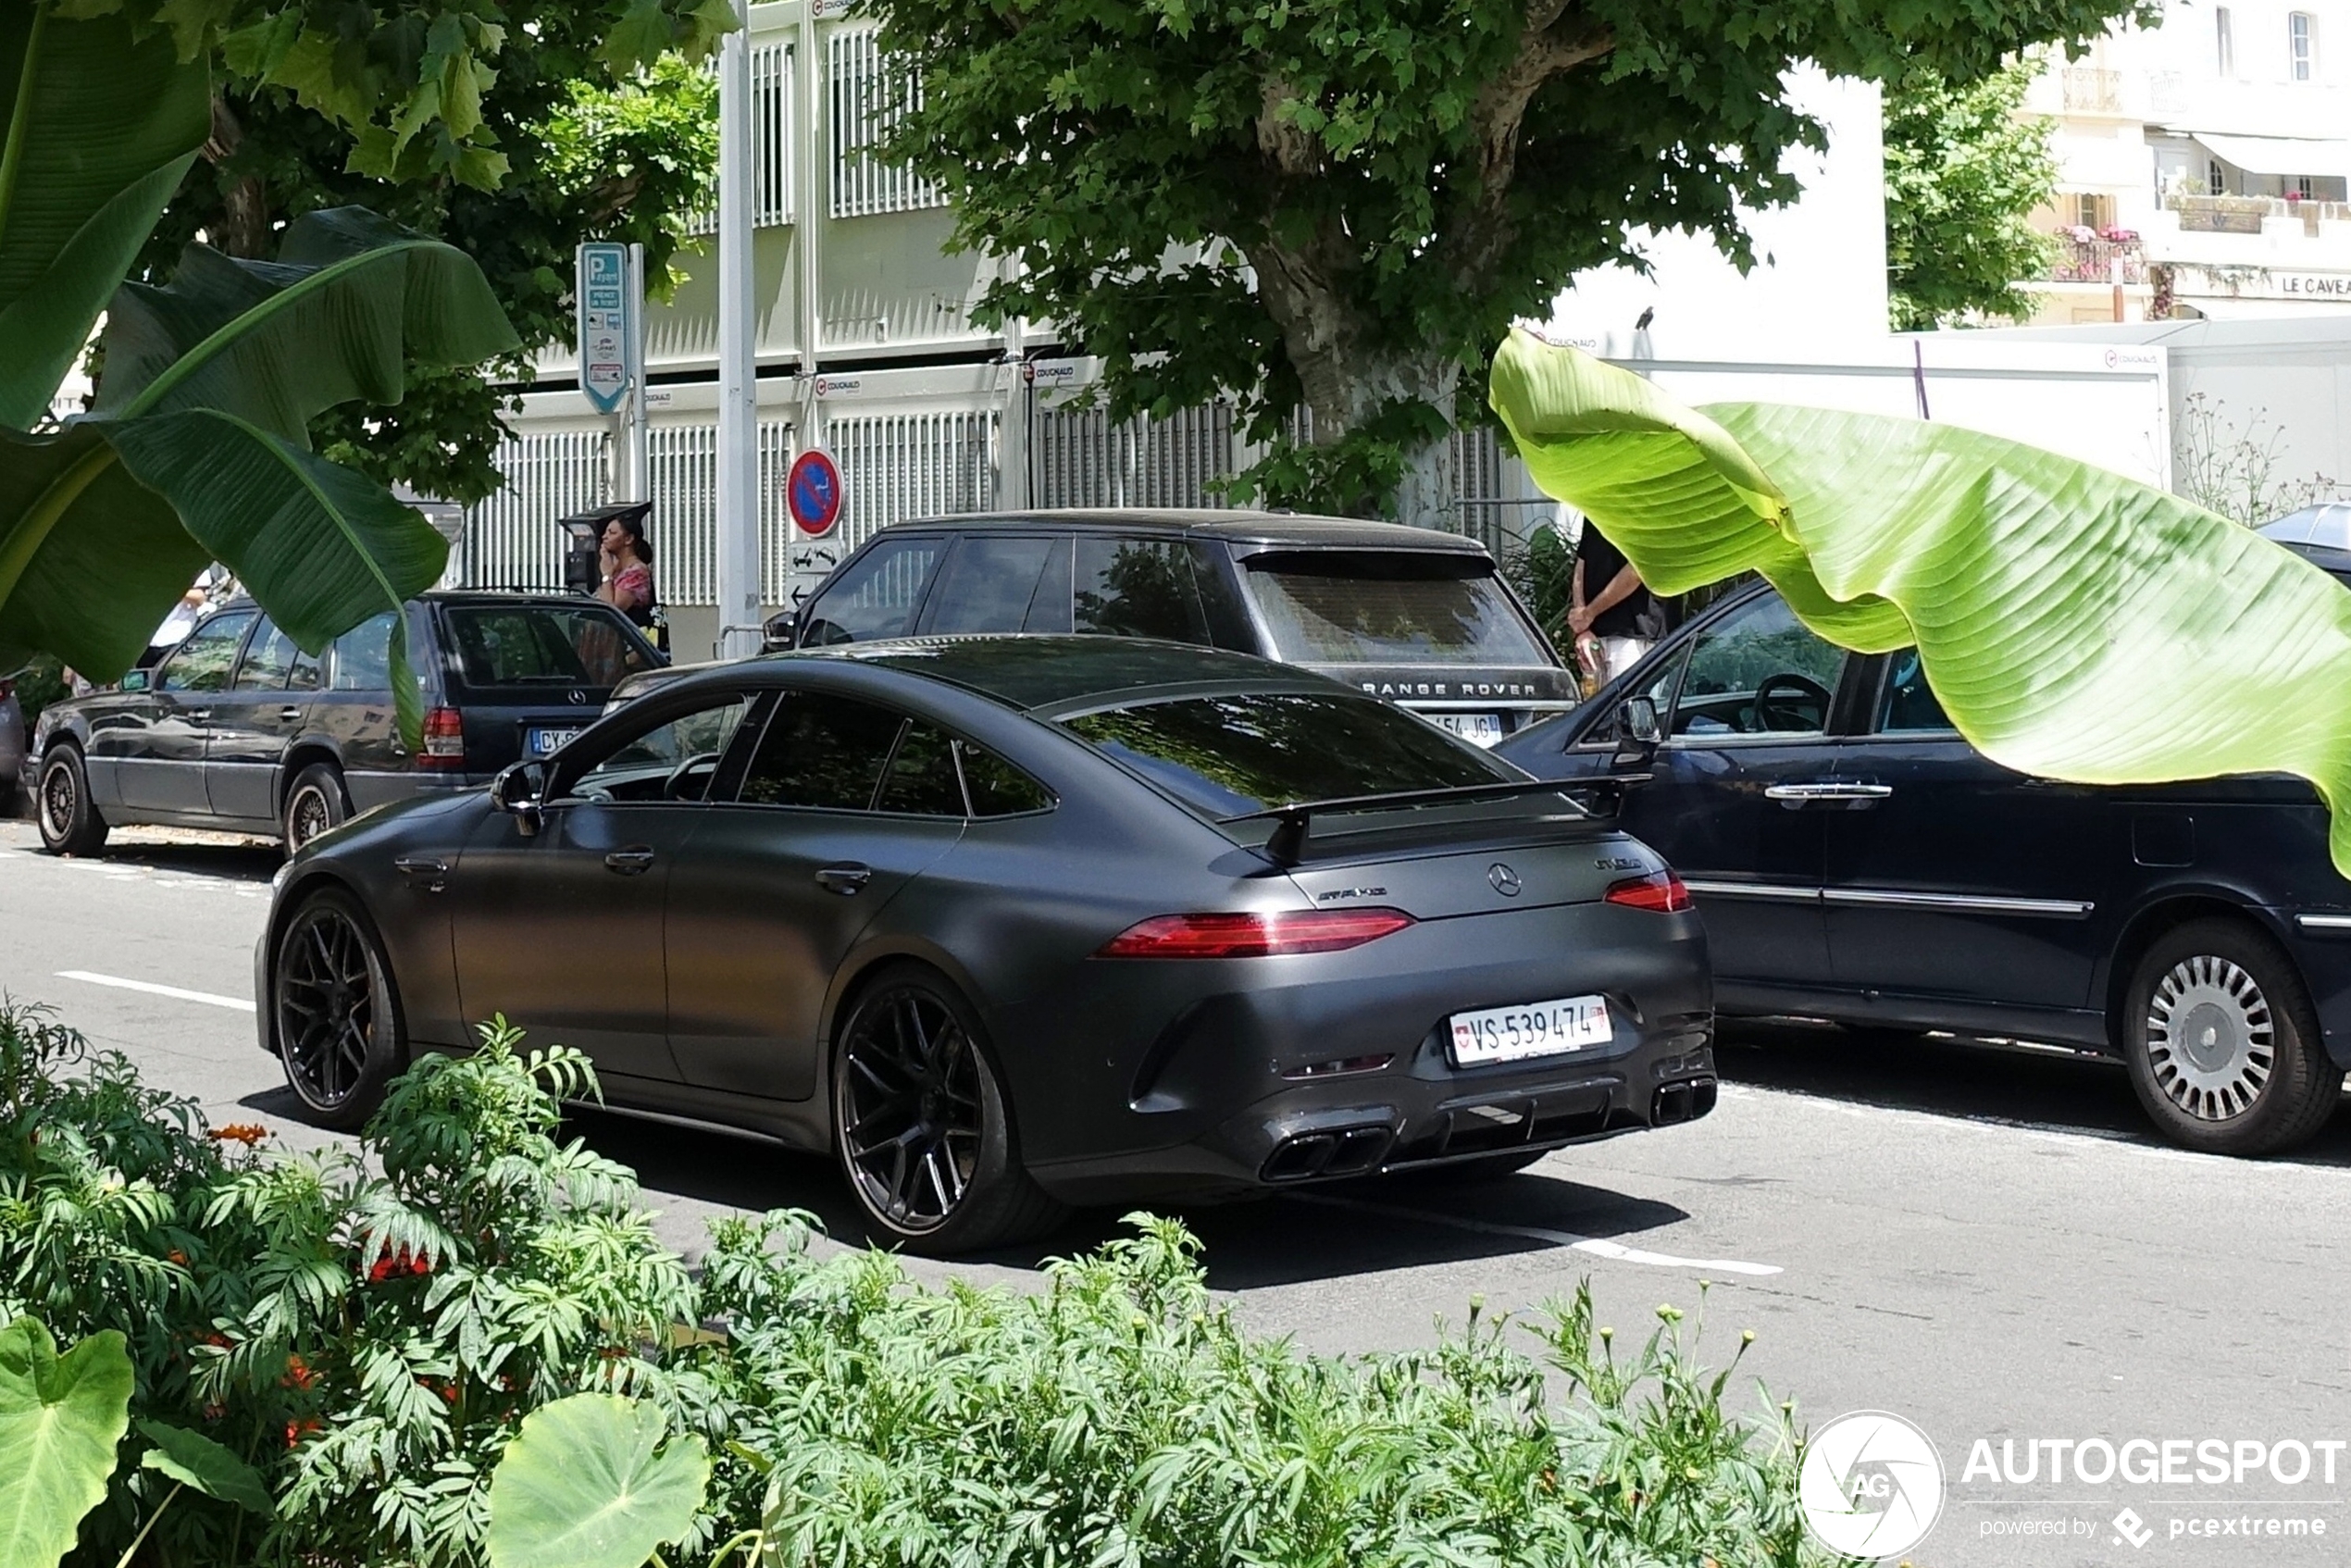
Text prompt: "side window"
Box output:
[[328, 612, 394, 691], [157, 612, 255, 694], [922, 536, 1064, 635], [1670, 592, 1843, 738], [288, 644, 323, 692], [232, 617, 300, 691], [565, 695, 752, 804], [956, 741, 1053, 815], [876, 722, 966, 815], [801, 538, 947, 645], [1876, 649, 1954, 733], [1583, 645, 1688, 747], [1074, 538, 1210, 643], [736, 691, 905, 810]]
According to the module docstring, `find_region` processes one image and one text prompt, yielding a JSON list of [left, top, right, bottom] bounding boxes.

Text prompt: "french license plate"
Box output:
[[525, 726, 581, 756], [1448, 993, 1612, 1067], [1433, 711, 1505, 746]]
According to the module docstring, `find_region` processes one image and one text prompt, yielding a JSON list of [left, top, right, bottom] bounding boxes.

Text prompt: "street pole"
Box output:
[[623, 242, 649, 501], [715, 0, 763, 660]]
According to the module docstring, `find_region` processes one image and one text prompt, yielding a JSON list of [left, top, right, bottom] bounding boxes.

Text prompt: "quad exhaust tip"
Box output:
[[1261, 1124, 1395, 1182], [1651, 1076, 1719, 1126]]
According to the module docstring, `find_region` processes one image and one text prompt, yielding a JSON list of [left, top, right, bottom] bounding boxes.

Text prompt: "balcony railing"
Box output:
[[2046, 235, 2146, 284], [2060, 66, 2123, 113], [2168, 193, 2351, 235]]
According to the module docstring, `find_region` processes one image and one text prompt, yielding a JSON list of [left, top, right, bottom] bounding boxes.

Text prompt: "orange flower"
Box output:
[[281, 1353, 315, 1391], [284, 1417, 322, 1449], [364, 1243, 432, 1283], [167, 1250, 189, 1266], [208, 1123, 270, 1148]]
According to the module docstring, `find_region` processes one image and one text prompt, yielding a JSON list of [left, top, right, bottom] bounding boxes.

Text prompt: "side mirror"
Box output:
[[118, 668, 150, 693], [491, 759, 547, 837], [1612, 694, 1661, 770], [760, 609, 798, 653]]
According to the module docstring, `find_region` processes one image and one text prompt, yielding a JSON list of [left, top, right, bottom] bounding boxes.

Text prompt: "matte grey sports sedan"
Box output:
[[256, 639, 1713, 1252]]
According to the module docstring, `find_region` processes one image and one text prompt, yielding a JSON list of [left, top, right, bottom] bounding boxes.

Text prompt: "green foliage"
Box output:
[[1488, 328, 2351, 878], [486, 1394, 709, 1568], [149, 17, 725, 505], [6, 996, 1836, 1568], [0, 1318, 133, 1568], [1885, 58, 2061, 330], [6, 654, 68, 729], [881, 0, 2145, 517]]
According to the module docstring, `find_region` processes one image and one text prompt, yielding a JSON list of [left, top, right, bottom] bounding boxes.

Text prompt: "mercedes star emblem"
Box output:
[[1488, 863, 1522, 897]]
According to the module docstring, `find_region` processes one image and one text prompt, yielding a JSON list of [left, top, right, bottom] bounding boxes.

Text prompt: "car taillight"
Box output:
[[1604, 871, 1691, 913], [1098, 908, 1415, 958], [418, 706, 466, 769]]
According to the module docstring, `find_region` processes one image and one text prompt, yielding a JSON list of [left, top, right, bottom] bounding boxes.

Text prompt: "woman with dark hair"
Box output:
[[595, 512, 657, 627]]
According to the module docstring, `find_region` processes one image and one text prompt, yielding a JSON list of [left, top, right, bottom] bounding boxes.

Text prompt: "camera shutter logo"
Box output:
[[1798, 1411, 1945, 1559]]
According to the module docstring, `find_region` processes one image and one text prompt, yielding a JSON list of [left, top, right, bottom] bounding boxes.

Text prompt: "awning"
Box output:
[[2189, 131, 2351, 181]]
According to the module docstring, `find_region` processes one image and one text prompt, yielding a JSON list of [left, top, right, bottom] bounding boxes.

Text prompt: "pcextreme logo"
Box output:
[[1799, 1410, 1947, 1559]]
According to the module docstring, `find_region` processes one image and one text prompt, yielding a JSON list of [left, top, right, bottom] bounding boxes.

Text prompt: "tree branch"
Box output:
[[1442, 4, 1614, 291]]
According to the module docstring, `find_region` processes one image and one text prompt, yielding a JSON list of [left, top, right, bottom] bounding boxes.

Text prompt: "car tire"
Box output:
[[273, 886, 407, 1130], [830, 962, 1067, 1255], [282, 762, 348, 854], [2121, 918, 2342, 1156], [35, 746, 108, 856]]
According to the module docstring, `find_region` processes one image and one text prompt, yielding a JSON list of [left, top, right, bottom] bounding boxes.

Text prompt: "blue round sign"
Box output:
[[788, 449, 843, 536]]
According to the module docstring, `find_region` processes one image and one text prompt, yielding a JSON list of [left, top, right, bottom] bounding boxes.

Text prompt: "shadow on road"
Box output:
[[554, 1102, 1693, 1280], [35, 830, 280, 883], [1719, 1018, 2351, 1165]]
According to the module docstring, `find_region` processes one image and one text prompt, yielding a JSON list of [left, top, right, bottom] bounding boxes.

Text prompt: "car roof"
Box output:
[[2279, 537, 2351, 587], [873, 508, 1490, 554], [768, 635, 1335, 713]]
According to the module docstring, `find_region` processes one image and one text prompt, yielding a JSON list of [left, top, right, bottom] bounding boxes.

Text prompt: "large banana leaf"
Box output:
[[1487, 329, 2351, 877], [0, 6, 209, 431], [100, 207, 522, 442]]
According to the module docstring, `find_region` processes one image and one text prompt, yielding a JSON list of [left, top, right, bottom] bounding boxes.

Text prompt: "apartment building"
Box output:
[[2021, 0, 2351, 323]]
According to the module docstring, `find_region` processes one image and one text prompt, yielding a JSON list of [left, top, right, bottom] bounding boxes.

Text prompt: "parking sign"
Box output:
[[577, 243, 632, 415]]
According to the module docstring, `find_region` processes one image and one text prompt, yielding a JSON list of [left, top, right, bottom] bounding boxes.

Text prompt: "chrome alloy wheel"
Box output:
[[276, 904, 381, 1111], [2144, 954, 2274, 1122], [286, 781, 335, 850], [837, 987, 983, 1233], [38, 756, 77, 840]]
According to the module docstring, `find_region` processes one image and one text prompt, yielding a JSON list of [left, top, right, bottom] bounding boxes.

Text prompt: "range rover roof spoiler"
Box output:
[[1223, 777, 1647, 867]]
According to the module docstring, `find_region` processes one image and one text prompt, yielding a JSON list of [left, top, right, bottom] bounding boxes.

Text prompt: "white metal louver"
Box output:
[[461, 430, 611, 591], [826, 410, 999, 547], [827, 30, 945, 218], [1031, 403, 1238, 509], [685, 43, 794, 233]]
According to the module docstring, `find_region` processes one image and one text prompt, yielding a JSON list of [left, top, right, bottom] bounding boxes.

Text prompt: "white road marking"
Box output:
[[55, 970, 255, 1013], [1286, 1191, 1784, 1276]]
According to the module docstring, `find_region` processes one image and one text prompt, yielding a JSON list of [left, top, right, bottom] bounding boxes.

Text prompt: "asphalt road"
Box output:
[[5, 815, 2349, 1567]]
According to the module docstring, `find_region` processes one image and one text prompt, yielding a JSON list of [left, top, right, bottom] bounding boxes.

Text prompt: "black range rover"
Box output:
[[765, 510, 1575, 746], [26, 591, 663, 856]]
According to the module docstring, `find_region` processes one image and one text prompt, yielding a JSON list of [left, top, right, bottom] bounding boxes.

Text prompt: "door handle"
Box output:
[[280, 705, 304, 724], [393, 854, 449, 890], [604, 846, 657, 875], [184, 708, 211, 724], [1763, 781, 1894, 808], [815, 862, 872, 895]]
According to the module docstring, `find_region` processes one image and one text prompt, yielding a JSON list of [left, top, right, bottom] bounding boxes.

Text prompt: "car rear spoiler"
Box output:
[[1222, 776, 1650, 866]]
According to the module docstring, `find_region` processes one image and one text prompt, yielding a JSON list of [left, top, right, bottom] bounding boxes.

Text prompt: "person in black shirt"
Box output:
[[1569, 523, 1661, 685]]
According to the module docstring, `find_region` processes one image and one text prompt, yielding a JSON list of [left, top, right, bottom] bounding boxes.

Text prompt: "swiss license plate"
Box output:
[[1433, 711, 1505, 746], [525, 726, 581, 756], [1448, 993, 1612, 1067]]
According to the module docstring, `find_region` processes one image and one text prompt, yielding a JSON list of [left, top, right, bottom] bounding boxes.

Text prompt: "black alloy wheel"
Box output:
[[2122, 918, 2341, 1156], [274, 889, 405, 1129], [282, 762, 348, 854], [36, 747, 107, 856], [831, 964, 1064, 1254]]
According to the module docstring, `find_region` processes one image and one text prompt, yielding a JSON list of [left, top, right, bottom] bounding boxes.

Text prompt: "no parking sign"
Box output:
[[788, 449, 842, 537]]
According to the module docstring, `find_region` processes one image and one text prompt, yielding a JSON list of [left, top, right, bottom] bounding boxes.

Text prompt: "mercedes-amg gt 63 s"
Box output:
[[257, 638, 1714, 1252]]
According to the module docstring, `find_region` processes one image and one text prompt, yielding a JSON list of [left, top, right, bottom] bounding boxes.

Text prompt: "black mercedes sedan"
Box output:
[[1497, 577, 2351, 1158], [255, 638, 1712, 1252]]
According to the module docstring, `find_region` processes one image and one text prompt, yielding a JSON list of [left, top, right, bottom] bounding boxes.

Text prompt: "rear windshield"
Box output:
[[442, 604, 657, 691], [1061, 691, 1508, 817], [1240, 552, 1549, 667]]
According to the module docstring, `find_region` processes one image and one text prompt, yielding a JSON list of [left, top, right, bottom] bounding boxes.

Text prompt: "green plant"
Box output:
[[2173, 392, 2348, 527], [1885, 57, 2061, 330], [1486, 327, 2351, 877], [0, 1319, 132, 1568], [485, 1394, 709, 1568], [880, 0, 2141, 522]]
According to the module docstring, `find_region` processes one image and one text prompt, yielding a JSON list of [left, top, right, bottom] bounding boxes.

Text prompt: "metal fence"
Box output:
[[828, 29, 944, 218], [461, 429, 610, 591], [1031, 402, 1237, 509], [826, 409, 999, 549], [682, 42, 792, 234]]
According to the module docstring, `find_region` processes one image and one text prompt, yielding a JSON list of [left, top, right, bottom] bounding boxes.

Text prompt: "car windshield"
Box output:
[[1061, 691, 1509, 817], [442, 604, 656, 691], [1240, 552, 1549, 667]]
